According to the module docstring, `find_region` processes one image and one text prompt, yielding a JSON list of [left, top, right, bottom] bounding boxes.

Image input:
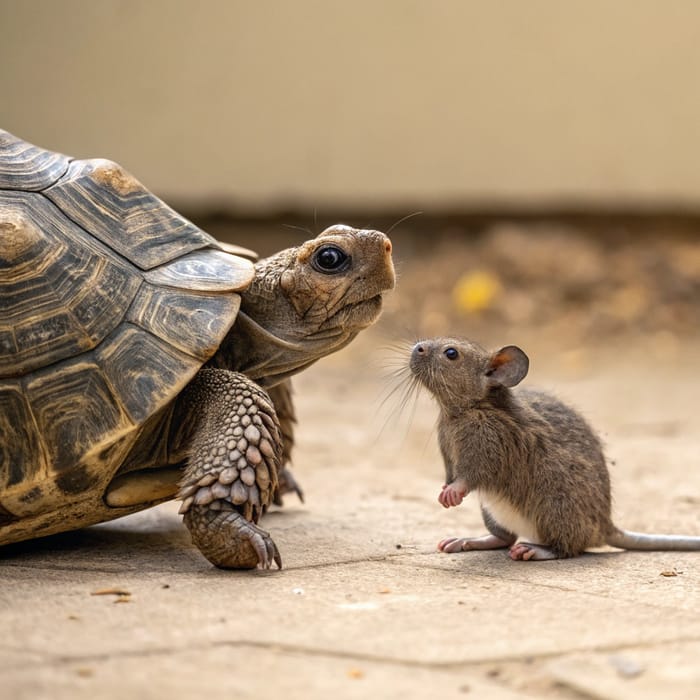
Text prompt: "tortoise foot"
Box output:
[[274, 465, 305, 505], [184, 503, 281, 569]]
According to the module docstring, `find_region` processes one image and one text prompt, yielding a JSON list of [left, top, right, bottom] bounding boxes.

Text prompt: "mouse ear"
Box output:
[[485, 346, 529, 387]]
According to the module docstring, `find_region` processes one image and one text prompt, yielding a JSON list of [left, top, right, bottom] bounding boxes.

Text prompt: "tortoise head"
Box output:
[[220, 225, 395, 386]]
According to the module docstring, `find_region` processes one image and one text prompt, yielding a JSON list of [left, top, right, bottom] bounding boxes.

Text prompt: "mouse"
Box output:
[[408, 337, 700, 560]]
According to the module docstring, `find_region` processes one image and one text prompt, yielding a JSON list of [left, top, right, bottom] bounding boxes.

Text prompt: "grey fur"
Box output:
[[409, 337, 700, 560]]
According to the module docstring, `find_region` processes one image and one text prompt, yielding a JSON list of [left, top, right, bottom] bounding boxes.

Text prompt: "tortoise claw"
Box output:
[[249, 521, 282, 570], [268, 537, 283, 570], [183, 504, 282, 570]]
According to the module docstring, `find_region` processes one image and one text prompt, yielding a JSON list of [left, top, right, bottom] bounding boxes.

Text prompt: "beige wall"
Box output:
[[1, 0, 700, 210]]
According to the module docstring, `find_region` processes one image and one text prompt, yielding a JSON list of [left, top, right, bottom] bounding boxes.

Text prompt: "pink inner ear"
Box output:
[[486, 345, 528, 387], [490, 352, 509, 369], [489, 348, 516, 372]]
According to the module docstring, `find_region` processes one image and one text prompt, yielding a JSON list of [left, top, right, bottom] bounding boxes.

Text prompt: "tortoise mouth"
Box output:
[[359, 293, 384, 321], [327, 293, 384, 330]]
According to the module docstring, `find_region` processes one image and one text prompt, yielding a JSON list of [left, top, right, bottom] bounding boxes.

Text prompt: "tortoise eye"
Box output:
[[312, 245, 350, 273], [444, 347, 459, 360]]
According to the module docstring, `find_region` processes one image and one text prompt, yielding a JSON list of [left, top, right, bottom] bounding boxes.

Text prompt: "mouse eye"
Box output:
[[312, 245, 350, 273], [444, 347, 459, 360]]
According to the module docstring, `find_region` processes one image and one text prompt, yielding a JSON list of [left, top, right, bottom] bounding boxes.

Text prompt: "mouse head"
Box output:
[[409, 338, 529, 411]]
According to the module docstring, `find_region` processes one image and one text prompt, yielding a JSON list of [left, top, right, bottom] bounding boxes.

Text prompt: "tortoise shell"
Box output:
[[0, 130, 255, 523]]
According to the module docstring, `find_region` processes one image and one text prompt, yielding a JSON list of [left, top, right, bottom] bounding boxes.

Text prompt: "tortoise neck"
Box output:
[[207, 244, 364, 387], [207, 310, 357, 389]]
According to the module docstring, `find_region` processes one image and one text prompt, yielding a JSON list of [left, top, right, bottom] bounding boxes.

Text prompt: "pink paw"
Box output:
[[509, 542, 559, 561], [437, 537, 466, 553], [438, 482, 467, 508], [509, 543, 537, 560]]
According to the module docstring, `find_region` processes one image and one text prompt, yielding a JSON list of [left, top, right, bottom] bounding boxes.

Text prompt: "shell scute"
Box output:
[[68, 258, 141, 344], [0, 129, 70, 191], [143, 248, 254, 292], [24, 358, 133, 475], [94, 324, 202, 424], [44, 159, 217, 270], [0, 381, 44, 489], [127, 284, 241, 361], [0, 190, 141, 378], [0, 131, 254, 527]]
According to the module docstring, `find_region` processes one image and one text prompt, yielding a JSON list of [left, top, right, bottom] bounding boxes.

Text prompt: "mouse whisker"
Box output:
[[375, 356, 422, 438]]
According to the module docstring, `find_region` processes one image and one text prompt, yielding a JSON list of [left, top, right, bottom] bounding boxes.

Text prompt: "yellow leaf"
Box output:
[[453, 271, 502, 314]]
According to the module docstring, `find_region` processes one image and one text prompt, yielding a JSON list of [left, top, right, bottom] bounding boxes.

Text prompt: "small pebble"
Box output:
[[608, 654, 645, 679]]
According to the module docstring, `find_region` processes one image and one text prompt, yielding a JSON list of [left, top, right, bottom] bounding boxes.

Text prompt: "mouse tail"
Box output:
[[607, 528, 700, 551]]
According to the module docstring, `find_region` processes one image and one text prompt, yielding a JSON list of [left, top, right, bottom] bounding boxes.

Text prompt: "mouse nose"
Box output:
[[411, 342, 428, 360], [410, 341, 431, 375]]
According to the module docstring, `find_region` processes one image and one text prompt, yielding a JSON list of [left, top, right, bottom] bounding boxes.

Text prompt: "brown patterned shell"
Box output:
[[0, 130, 255, 503]]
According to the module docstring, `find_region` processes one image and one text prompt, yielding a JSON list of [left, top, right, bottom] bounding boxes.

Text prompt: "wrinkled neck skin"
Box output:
[[208, 250, 363, 388]]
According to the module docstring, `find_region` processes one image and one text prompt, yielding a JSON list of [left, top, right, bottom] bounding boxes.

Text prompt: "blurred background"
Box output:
[[1, 0, 699, 353], [3, 6, 700, 696]]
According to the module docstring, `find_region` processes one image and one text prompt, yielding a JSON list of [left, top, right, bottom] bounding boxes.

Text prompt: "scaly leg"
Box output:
[[267, 379, 304, 505], [177, 369, 283, 569]]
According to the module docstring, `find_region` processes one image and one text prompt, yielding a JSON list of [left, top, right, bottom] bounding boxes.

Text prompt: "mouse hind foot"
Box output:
[[438, 534, 511, 553], [509, 542, 561, 561]]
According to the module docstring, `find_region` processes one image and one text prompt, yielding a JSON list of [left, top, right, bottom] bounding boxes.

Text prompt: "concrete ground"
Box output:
[[2, 323, 699, 700]]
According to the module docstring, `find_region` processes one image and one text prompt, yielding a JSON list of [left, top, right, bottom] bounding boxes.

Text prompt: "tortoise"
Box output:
[[0, 129, 394, 569]]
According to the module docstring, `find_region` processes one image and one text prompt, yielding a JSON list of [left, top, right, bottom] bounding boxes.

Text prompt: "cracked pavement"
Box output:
[[2, 324, 700, 699]]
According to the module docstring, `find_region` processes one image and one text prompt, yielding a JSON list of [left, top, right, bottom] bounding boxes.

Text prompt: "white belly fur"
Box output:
[[478, 490, 542, 544]]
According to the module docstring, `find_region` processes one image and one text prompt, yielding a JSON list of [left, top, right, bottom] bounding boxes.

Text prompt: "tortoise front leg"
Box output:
[[176, 369, 283, 569]]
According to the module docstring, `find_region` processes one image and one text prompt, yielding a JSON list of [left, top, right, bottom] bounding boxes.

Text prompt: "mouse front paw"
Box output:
[[438, 480, 468, 508]]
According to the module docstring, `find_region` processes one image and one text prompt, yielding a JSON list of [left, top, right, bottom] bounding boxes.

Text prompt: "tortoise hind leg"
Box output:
[[267, 379, 304, 505], [176, 368, 283, 569]]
